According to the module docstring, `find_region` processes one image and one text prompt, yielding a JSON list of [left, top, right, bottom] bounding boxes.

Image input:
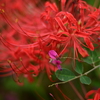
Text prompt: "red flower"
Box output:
[[0, 0, 100, 83], [41, 0, 98, 58], [86, 88, 100, 100]]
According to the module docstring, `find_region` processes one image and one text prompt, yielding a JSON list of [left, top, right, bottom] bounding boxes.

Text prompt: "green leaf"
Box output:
[[75, 61, 83, 74], [80, 76, 91, 85], [55, 68, 76, 82], [83, 49, 99, 64]]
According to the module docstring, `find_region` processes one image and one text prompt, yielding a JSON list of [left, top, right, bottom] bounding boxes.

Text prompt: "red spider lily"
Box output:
[[41, 0, 98, 58], [86, 88, 100, 100], [0, 0, 100, 83]]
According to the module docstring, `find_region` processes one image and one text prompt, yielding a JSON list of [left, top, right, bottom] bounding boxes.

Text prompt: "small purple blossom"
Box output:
[[49, 50, 62, 70]]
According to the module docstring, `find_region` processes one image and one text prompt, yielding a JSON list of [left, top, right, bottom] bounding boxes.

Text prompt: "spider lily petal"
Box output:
[[86, 88, 100, 100]]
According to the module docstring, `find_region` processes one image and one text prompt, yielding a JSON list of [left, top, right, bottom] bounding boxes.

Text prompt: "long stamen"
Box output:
[[7, 60, 23, 86], [56, 85, 71, 100]]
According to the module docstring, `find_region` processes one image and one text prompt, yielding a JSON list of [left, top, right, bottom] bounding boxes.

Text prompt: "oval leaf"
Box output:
[[83, 49, 99, 64], [75, 61, 83, 74], [80, 76, 91, 85], [55, 68, 76, 82]]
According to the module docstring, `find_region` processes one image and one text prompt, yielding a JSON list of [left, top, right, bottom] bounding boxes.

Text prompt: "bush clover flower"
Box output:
[[49, 50, 62, 70]]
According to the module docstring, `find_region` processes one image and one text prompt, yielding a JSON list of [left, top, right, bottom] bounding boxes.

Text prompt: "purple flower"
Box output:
[[49, 50, 62, 70]]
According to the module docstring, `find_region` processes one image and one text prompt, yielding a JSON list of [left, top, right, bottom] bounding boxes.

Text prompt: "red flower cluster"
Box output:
[[0, 0, 100, 83], [86, 88, 100, 100]]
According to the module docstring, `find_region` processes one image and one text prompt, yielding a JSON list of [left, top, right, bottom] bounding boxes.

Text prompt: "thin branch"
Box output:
[[48, 64, 100, 87]]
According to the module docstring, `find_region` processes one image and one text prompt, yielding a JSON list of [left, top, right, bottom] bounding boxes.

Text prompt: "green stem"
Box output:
[[93, 0, 100, 7], [48, 64, 100, 87]]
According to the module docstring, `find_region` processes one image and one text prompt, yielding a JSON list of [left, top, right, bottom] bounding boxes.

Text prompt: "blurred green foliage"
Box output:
[[85, 0, 95, 5]]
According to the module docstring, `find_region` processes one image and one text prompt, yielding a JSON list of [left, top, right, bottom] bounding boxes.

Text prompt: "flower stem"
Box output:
[[93, 0, 100, 7], [69, 82, 85, 100]]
